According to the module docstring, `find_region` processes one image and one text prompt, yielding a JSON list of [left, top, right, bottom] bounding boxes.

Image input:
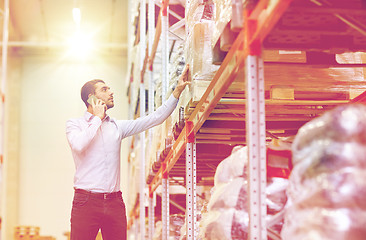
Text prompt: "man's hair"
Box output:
[[81, 79, 105, 107]]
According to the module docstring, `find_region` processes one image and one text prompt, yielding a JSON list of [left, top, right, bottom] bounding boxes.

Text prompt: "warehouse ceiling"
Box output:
[[2, 0, 129, 55]]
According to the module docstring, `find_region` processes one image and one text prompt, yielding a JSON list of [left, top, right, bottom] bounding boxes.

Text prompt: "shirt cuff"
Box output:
[[168, 94, 179, 102], [91, 115, 103, 125]]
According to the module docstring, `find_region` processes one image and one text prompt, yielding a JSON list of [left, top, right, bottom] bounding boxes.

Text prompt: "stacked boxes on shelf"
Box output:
[[14, 226, 40, 240]]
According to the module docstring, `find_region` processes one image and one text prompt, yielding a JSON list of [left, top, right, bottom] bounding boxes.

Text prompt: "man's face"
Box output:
[[94, 82, 114, 109]]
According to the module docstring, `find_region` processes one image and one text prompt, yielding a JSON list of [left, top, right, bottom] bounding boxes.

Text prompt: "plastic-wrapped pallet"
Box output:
[[185, 0, 219, 81], [156, 42, 185, 109], [169, 43, 186, 96], [153, 214, 185, 240], [157, 43, 185, 161], [282, 104, 366, 240], [212, 0, 232, 48], [155, 76, 162, 108], [264, 52, 364, 94], [200, 146, 288, 239], [169, 43, 186, 140]]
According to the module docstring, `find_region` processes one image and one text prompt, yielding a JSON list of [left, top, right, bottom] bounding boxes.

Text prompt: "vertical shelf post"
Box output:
[[148, 188, 155, 240], [148, 0, 155, 149], [161, 0, 169, 103], [161, 2, 170, 238], [139, 81, 146, 240], [139, 0, 147, 239], [147, 0, 155, 238], [162, 162, 169, 240], [245, 15, 267, 240], [185, 120, 197, 240], [135, 222, 139, 240], [0, 0, 9, 167]]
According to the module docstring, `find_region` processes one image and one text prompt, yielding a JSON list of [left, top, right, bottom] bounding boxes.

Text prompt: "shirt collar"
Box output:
[[84, 111, 111, 122]]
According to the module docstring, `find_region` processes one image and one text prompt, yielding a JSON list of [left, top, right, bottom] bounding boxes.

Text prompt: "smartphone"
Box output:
[[87, 95, 98, 105]]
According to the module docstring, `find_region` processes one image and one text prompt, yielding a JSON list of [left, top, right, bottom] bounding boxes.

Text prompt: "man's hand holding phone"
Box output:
[[88, 95, 106, 120]]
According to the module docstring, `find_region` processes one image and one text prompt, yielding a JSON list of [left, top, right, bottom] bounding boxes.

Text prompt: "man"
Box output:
[[66, 65, 190, 240]]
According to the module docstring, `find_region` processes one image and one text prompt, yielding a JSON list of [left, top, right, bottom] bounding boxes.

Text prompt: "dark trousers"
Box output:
[[70, 189, 127, 240]]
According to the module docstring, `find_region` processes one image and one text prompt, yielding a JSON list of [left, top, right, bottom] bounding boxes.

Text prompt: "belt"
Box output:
[[75, 188, 121, 200]]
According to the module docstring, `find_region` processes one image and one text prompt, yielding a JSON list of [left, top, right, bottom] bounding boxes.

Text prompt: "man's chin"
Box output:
[[107, 103, 114, 109]]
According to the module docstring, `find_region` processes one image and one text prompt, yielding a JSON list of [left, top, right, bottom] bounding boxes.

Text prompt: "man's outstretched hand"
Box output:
[[173, 64, 191, 99]]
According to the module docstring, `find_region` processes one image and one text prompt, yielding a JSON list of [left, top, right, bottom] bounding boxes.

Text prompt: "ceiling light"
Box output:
[[72, 8, 81, 27], [67, 32, 93, 58]]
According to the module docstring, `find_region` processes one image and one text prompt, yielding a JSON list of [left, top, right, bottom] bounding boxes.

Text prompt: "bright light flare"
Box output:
[[72, 8, 81, 26], [67, 32, 94, 58]]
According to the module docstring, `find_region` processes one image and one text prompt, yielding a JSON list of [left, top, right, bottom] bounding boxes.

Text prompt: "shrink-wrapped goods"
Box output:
[[282, 104, 366, 240], [264, 52, 365, 94], [200, 208, 249, 240], [155, 76, 162, 108], [153, 214, 185, 240], [168, 43, 186, 99], [169, 43, 186, 140], [283, 208, 366, 240], [185, 0, 215, 33], [170, 44, 186, 86], [185, 0, 219, 81], [208, 177, 248, 211], [212, 0, 232, 48], [200, 146, 288, 239], [214, 145, 247, 185]]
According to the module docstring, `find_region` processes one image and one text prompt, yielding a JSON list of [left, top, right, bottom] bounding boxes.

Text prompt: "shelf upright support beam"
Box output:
[[139, 80, 146, 240], [245, 10, 267, 240], [148, 187, 155, 240], [147, 1, 155, 238], [139, 0, 147, 239], [135, 222, 139, 240], [147, 0, 155, 150], [162, 162, 169, 240], [161, 2, 170, 239], [161, 0, 169, 103], [0, 0, 9, 167], [185, 120, 197, 240]]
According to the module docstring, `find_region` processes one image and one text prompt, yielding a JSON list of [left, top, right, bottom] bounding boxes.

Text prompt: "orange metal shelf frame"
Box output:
[[127, 0, 366, 230], [148, 0, 294, 194]]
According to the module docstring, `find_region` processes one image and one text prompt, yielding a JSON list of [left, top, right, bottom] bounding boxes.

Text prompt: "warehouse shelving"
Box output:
[[0, 0, 9, 236], [127, 0, 366, 239], [0, 0, 9, 167]]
